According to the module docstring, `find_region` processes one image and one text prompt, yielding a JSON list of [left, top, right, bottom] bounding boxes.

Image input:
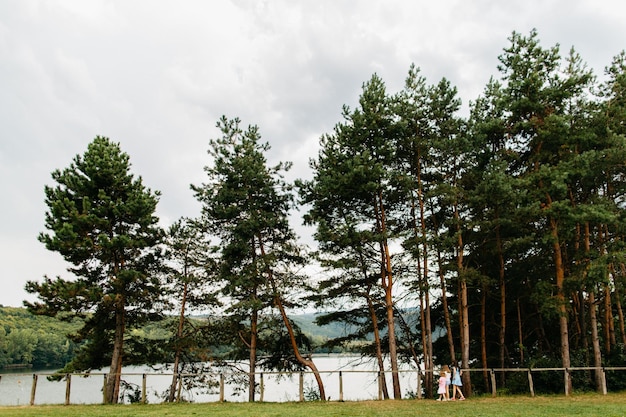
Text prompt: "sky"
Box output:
[[1, 0, 625, 308]]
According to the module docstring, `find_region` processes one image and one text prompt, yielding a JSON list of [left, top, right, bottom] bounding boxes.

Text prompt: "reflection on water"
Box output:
[[0, 356, 422, 406]]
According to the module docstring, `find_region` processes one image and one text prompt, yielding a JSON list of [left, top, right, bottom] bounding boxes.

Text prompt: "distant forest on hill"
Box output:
[[0, 307, 361, 370], [0, 306, 81, 369]]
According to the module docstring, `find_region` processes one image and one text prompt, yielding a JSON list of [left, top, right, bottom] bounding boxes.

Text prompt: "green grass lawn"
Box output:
[[1, 393, 625, 417]]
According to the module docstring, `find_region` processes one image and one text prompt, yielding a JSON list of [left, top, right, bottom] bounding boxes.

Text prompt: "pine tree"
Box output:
[[25, 136, 165, 404], [192, 116, 325, 401], [163, 218, 217, 402], [301, 75, 405, 398]]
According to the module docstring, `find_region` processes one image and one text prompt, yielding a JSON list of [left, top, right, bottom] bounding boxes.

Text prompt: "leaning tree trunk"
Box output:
[[259, 239, 326, 401], [272, 289, 326, 400]]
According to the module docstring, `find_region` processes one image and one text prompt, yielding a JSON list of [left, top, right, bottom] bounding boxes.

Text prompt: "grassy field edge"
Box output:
[[1, 393, 626, 417]]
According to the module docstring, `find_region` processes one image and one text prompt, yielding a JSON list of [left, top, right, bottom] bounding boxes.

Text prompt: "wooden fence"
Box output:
[[1, 366, 625, 406]]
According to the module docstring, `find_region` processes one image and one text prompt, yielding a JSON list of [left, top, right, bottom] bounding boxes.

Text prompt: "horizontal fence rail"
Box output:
[[1, 366, 625, 406]]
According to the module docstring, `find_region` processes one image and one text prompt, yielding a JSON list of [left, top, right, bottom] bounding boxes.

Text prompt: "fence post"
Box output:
[[601, 368, 607, 395], [527, 369, 534, 397], [219, 373, 225, 402], [490, 369, 497, 397], [65, 374, 71, 405], [30, 374, 38, 406], [260, 373, 264, 402], [564, 368, 570, 396], [339, 371, 343, 402], [299, 372, 304, 402], [378, 371, 383, 400], [141, 374, 147, 404]]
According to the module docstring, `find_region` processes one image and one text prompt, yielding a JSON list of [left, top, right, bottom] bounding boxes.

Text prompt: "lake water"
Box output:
[[0, 355, 422, 406]]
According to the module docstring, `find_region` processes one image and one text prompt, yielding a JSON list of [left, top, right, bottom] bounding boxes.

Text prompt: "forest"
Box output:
[[0, 306, 81, 369], [0, 307, 347, 370], [16, 29, 626, 402]]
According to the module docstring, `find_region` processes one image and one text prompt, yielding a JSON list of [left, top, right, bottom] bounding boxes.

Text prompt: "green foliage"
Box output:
[[0, 307, 81, 369]]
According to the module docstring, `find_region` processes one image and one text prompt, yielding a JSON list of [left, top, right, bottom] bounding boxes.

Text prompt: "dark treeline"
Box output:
[[22, 30, 626, 402]]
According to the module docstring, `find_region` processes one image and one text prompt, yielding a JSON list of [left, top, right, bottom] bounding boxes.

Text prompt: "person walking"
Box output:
[[450, 361, 466, 400], [436, 371, 447, 401], [442, 364, 451, 400]]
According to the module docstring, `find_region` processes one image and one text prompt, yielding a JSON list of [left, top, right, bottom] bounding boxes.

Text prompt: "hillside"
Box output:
[[0, 306, 82, 369], [292, 312, 360, 340], [0, 307, 366, 370]]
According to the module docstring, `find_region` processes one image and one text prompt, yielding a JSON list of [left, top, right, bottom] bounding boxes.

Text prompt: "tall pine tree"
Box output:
[[25, 136, 165, 404]]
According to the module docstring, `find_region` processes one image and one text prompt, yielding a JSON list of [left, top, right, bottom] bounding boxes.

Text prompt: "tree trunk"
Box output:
[[480, 285, 489, 390], [459, 276, 471, 395], [414, 136, 434, 397], [357, 249, 389, 399], [272, 290, 326, 401], [585, 222, 604, 393], [589, 290, 604, 391], [549, 214, 572, 394], [383, 260, 401, 399], [603, 226, 617, 349], [617, 290, 626, 346], [106, 296, 125, 404], [375, 192, 401, 399], [605, 285, 616, 351], [248, 239, 259, 402], [439, 251, 455, 362], [424, 269, 433, 397], [454, 200, 471, 395], [410, 173, 437, 393], [259, 239, 326, 401], [419, 285, 433, 397], [248, 306, 258, 402], [615, 263, 626, 345], [496, 224, 506, 385], [367, 294, 389, 399], [169, 279, 188, 402]]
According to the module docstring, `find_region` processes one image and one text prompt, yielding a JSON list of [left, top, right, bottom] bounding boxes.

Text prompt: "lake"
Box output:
[[0, 355, 423, 406]]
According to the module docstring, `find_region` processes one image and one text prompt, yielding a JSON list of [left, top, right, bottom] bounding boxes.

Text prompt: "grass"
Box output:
[[1, 393, 626, 417]]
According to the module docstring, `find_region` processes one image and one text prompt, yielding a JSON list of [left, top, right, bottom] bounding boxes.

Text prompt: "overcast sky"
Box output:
[[1, 0, 625, 307]]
